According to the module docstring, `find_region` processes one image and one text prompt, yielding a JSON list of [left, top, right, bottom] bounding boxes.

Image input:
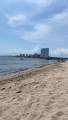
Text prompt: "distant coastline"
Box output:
[[0, 55, 68, 60]]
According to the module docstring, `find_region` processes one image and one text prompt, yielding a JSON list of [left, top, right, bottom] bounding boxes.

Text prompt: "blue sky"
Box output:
[[0, 0, 68, 57]]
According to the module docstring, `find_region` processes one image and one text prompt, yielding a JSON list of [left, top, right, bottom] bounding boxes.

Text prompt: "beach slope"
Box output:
[[0, 61, 68, 120]]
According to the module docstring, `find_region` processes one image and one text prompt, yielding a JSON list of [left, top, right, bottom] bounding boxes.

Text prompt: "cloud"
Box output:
[[30, 45, 41, 54], [8, 14, 28, 27], [52, 9, 68, 25], [0, 9, 9, 18], [5, 45, 41, 55], [50, 48, 68, 57], [0, 9, 28, 27], [22, 23, 51, 41], [27, 0, 52, 8]]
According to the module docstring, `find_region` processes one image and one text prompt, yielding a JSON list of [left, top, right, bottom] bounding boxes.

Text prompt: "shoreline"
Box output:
[[0, 60, 57, 77], [0, 58, 57, 76], [0, 61, 68, 119], [0, 62, 58, 82]]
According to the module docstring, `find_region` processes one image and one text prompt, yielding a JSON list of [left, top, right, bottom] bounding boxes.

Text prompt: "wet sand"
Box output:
[[0, 61, 68, 120]]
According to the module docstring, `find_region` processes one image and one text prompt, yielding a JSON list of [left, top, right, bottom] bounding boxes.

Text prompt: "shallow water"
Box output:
[[0, 56, 57, 76]]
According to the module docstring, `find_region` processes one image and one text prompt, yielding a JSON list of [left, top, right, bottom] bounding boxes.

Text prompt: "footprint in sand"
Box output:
[[56, 111, 64, 117], [51, 111, 64, 120]]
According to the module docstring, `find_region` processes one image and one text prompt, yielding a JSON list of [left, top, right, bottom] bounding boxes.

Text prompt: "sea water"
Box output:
[[0, 56, 57, 76]]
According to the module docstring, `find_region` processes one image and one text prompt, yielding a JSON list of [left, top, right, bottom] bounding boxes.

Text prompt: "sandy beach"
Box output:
[[0, 61, 68, 120]]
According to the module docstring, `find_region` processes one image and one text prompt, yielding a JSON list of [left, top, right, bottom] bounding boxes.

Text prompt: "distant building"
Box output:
[[26, 54, 29, 57], [41, 48, 49, 58], [32, 53, 40, 58], [22, 54, 25, 57]]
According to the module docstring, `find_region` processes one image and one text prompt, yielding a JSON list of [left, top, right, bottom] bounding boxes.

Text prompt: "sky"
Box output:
[[0, 0, 68, 57]]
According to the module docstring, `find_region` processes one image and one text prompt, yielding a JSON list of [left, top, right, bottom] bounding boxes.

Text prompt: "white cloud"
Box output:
[[50, 48, 68, 57], [30, 45, 41, 54], [5, 45, 41, 55], [52, 9, 68, 25], [0, 9, 9, 18], [27, 0, 52, 8], [0, 9, 28, 27], [8, 14, 28, 27], [22, 23, 51, 41]]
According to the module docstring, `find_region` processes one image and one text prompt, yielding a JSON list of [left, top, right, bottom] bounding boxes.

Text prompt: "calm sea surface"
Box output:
[[0, 56, 57, 76]]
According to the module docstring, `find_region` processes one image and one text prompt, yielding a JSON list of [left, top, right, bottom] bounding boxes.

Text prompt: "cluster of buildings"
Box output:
[[16, 48, 67, 60], [18, 48, 49, 58]]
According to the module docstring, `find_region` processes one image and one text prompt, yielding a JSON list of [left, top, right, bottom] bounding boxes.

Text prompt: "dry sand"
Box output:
[[0, 61, 68, 120]]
